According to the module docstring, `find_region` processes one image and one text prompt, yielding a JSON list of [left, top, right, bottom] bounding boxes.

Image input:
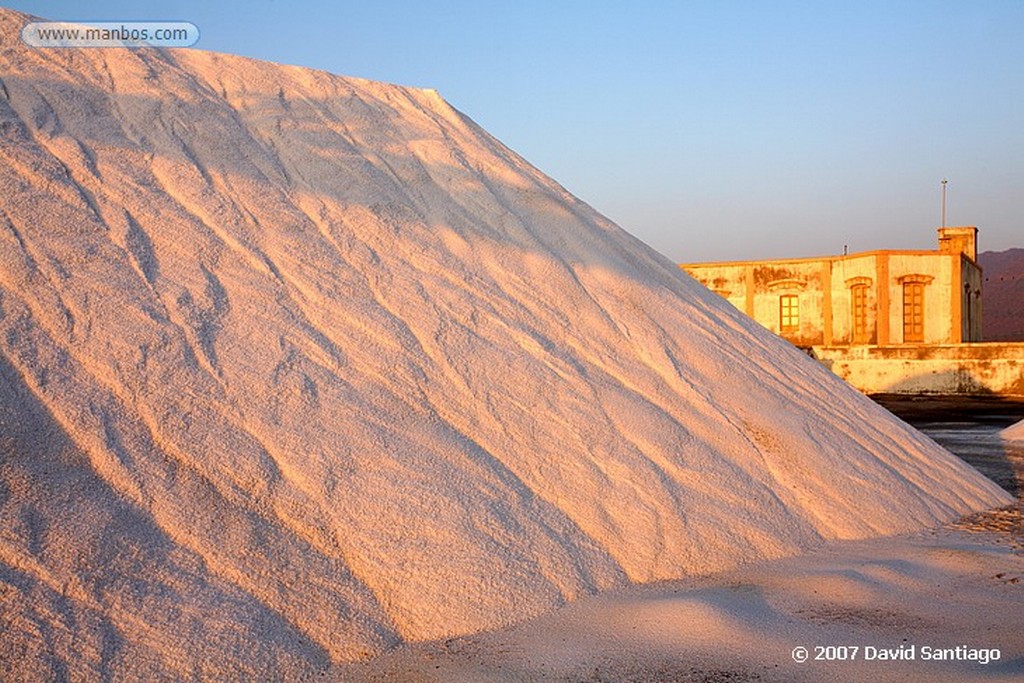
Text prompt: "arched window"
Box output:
[[851, 284, 870, 344], [902, 282, 924, 342], [896, 274, 932, 344], [845, 276, 873, 346]]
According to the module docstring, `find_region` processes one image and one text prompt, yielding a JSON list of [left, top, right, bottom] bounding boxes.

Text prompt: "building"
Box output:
[[680, 226, 1024, 396], [680, 227, 983, 348]]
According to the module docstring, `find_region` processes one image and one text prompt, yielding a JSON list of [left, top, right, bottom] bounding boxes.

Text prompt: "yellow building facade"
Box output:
[[680, 227, 983, 348]]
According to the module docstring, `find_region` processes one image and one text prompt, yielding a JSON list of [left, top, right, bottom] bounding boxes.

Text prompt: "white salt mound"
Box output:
[[0, 7, 1011, 679], [1002, 419, 1024, 441]]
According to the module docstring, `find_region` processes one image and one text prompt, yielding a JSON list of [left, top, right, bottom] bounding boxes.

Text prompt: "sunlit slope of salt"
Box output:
[[1003, 419, 1024, 441], [0, 7, 1011, 674]]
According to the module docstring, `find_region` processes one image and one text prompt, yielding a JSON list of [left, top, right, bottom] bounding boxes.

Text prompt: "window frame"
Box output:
[[851, 284, 870, 344], [902, 282, 925, 343], [779, 294, 799, 332]]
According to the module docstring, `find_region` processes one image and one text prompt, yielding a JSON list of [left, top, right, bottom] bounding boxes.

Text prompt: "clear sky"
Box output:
[[9, 1, 1023, 261]]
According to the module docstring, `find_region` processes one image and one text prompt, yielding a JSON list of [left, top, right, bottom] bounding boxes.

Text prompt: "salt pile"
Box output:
[[0, 8, 1011, 679], [1002, 419, 1024, 441]]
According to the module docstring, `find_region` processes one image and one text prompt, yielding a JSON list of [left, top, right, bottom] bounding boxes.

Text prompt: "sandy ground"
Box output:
[[334, 417, 1024, 682], [333, 503, 1024, 683]]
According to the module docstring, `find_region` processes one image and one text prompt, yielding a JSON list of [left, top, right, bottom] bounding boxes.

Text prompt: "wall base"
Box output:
[[810, 343, 1024, 396]]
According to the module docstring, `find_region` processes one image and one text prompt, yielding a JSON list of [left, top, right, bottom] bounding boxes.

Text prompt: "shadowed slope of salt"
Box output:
[[0, 7, 1011, 677]]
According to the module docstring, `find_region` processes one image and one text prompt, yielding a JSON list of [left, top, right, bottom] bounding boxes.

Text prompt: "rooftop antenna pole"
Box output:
[[941, 178, 948, 227]]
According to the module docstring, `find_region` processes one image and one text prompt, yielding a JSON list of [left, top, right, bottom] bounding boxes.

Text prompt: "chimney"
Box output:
[[937, 226, 978, 261]]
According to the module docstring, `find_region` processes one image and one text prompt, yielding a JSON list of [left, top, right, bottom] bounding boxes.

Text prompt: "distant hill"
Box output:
[[980, 248, 1024, 341]]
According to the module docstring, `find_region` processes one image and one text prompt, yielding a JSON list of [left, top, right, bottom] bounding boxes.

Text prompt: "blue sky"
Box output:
[[10, 1, 1023, 261]]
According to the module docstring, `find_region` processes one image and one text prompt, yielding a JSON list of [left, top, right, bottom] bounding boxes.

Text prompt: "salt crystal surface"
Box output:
[[1002, 419, 1024, 442]]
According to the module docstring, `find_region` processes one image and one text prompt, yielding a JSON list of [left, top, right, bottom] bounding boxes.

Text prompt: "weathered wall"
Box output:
[[885, 252, 954, 344], [830, 254, 877, 345], [683, 248, 982, 348], [750, 260, 826, 346], [684, 263, 750, 316], [963, 257, 983, 342], [812, 343, 1024, 396]]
